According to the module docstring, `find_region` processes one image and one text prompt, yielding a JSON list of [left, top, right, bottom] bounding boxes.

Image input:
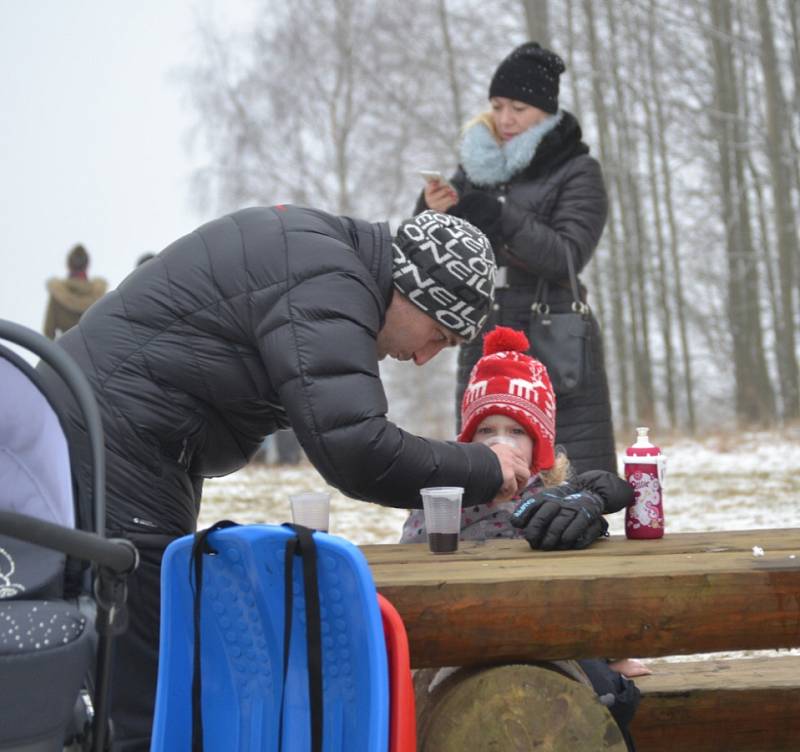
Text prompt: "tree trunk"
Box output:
[[785, 0, 800, 307], [330, 0, 356, 214], [582, 0, 631, 429], [648, 0, 696, 433], [521, 0, 550, 47], [707, 0, 776, 425], [747, 155, 783, 367], [564, 0, 608, 342], [787, 0, 800, 115], [638, 16, 676, 429], [415, 664, 627, 752], [756, 0, 800, 419], [437, 0, 464, 133], [603, 0, 656, 427], [735, 0, 783, 372]]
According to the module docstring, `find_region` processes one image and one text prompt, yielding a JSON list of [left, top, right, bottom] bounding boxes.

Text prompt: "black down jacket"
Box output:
[[40, 205, 502, 536], [421, 111, 617, 475]]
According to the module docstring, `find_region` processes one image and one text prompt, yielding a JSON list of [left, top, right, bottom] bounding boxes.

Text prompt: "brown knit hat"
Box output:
[[66, 244, 89, 273]]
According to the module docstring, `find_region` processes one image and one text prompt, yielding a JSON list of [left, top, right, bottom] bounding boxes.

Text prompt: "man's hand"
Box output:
[[489, 444, 529, 501], [509, 488, 608, 549]]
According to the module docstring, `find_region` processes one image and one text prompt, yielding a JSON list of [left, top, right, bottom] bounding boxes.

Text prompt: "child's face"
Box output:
[[472, 414, 534, 469]]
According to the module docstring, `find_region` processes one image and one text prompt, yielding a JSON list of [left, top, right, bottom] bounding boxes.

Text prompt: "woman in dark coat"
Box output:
[[421, 41, 617, 475]]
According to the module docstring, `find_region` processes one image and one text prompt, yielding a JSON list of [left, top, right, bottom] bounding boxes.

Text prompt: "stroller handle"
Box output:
[[0, 509, 138, 575], [0, 319, 107, 535]]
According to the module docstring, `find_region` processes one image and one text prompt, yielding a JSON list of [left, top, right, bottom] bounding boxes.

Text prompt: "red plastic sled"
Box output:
[[378, 593, 417, 752]]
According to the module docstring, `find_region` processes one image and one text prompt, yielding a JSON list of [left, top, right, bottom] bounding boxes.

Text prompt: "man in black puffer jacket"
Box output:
[[39, 206, 529, 750]]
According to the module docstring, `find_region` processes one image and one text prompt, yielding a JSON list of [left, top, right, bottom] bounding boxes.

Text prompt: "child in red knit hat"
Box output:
[[402, 326, 648, 742], [401, 326, 631, 548]]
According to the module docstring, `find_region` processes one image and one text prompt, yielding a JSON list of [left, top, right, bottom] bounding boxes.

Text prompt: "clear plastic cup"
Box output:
[[420, 486, 463, 554], [289, 491, 331, 532], [482, 436, 518, 448]]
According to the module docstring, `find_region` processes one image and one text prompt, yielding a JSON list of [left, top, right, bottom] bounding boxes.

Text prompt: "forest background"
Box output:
[[187, 0, 800, 439], [1, 0, 798, 442]]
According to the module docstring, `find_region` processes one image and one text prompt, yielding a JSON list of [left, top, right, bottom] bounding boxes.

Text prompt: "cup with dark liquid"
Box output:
[[420, 486, 463, 554]]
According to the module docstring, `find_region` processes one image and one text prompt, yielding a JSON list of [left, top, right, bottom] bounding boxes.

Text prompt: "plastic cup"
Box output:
[[482, 436, 518, 448], [289, 491, 331, 532], [420, 486, 463, 554]]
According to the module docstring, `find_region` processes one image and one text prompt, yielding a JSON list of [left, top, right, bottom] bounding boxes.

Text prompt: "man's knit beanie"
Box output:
[[391, 210, 496, 342]]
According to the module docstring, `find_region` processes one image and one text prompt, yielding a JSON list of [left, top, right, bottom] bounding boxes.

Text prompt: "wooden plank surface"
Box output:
[[632, 656, 800, 751], [362, 528, 800, 564], [362, 529, 800, 668]]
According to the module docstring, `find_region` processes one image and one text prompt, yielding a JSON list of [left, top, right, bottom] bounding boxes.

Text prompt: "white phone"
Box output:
[[419, 170, 454, 191]]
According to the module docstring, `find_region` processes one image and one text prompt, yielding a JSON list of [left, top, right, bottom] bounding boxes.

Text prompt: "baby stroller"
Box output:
[[0, 319, 138, 752]]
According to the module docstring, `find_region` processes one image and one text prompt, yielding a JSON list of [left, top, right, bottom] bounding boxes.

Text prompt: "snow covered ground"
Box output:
[[199, 427, 800, 664]]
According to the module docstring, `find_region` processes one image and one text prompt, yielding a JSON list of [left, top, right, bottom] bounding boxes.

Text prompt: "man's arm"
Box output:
[[258, 268, 504, 509]]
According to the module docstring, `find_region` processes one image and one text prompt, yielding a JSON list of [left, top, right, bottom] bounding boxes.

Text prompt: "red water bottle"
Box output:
[[624, 427, 666, 539]]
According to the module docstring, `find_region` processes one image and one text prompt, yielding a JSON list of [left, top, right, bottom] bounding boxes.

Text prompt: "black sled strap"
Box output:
[[279, 523, 323, 752], [190, 519, 239, 752]]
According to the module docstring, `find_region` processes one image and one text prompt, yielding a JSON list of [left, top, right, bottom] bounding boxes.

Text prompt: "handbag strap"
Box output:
[[563, 246, 585, 310], [533, 247, 588, 315], [533, 276, 548, 307]]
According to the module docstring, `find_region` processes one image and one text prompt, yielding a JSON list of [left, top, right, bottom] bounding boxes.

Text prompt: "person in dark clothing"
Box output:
[[43, 243, 107, 339], [419, 41, 617, 475], [37, 205, 530, 750]]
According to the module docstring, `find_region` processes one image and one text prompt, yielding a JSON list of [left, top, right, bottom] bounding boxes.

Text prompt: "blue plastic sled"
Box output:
[[151, 524, 389, 751]]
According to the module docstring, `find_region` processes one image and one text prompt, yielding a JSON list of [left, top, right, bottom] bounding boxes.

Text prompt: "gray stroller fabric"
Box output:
[[0, 347, 94, 750], [0, 355, 74, 601], [0, 357, 74, 528]]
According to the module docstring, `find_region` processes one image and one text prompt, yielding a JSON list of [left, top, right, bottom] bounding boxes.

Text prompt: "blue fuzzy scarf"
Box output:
[[459, 111, 564, 187]]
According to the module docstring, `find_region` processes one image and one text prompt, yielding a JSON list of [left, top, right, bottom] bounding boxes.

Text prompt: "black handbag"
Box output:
[[528, 247, 592, 396]]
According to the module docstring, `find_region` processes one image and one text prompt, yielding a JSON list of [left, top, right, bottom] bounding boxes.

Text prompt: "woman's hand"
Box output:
[[489, 443, 529, 501], [424, 180, 458, 212]]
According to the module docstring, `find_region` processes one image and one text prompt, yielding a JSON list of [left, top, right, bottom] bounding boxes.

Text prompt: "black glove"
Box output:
[[449, 190, 502, 239], [509, 487, 609, 550]]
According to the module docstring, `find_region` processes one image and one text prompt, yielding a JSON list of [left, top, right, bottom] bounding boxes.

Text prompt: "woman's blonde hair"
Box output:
[[463, 110, 502, 144], [539, 447, 570, 488]]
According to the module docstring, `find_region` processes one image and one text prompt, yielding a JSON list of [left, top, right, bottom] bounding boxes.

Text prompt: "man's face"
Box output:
[[377, 292, 462, 366]]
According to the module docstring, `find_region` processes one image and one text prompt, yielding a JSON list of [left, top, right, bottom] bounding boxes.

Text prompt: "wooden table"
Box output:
[[362, 528, 800, 668]]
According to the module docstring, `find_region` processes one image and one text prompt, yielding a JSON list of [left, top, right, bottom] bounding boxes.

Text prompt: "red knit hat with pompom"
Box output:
[[458, 326, 556, 472]]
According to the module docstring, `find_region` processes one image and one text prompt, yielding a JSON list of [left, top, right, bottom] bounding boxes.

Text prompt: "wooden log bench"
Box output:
[[633, 655, 800, 752], [362, 528, 800, 751]]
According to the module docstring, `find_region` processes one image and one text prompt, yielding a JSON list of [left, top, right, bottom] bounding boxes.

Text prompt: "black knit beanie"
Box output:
[[488, 42, 565, 113], [392, 211, 496, 342]]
